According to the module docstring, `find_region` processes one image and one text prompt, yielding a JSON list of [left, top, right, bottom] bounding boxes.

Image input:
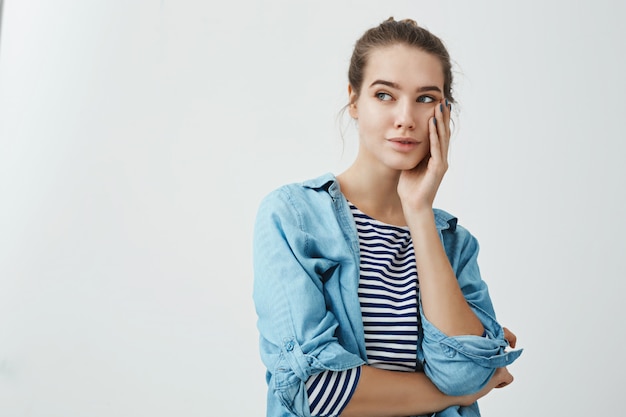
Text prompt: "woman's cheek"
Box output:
[[424, 104, 439, 123]]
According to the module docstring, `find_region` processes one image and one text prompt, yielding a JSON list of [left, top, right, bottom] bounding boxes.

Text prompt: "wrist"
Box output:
[[402, 205, 436, 228], [399, 195, 433, 213]]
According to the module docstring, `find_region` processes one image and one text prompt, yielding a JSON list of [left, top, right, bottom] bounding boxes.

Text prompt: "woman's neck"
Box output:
[[337, 162, 407, 226]]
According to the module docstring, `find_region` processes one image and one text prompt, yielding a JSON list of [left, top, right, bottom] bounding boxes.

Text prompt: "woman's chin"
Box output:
[[389, 157, 427, 172]]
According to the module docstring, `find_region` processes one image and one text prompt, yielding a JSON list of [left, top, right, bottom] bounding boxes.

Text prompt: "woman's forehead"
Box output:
[[364, 44, 444, 89]]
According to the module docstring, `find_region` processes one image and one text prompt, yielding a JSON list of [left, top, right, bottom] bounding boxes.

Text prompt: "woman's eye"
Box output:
[[417, 96, 435, 103], [376, 92, 393, 101]]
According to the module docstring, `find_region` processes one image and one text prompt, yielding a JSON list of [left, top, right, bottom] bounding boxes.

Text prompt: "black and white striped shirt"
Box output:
[[305, 203, 420, 416]]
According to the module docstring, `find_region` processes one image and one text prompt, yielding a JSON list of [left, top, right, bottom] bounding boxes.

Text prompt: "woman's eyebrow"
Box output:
[[369, 79, 442, 93], [417, 86, 442, 93], [369, 79, 399, 89]]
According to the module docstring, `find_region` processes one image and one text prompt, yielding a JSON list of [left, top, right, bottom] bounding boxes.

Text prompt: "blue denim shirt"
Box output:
[[253, 173, 522, 417]]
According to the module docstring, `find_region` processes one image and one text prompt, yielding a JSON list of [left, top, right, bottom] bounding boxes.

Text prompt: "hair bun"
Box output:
[[399, 18, 418, 26], [384, 16, 418, 27]]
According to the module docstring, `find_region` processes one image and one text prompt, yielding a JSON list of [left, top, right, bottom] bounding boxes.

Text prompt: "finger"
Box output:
[[494, 367, 514, 389], [436, 101, 450, 161], [503, 327, 517, 348], [429, 116, 441, 162], [445, 99, 452, 139], [440, 99, 449, 134]]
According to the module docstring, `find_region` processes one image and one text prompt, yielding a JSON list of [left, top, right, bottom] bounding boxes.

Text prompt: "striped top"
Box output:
[[305, 203, 420, 416]]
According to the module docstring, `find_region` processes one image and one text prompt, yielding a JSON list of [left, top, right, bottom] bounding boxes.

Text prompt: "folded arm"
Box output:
[[341, 365, 513, 417], [408, 209, 523, 396]]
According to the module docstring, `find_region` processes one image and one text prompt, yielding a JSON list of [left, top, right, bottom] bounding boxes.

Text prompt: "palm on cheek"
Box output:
[[398, 100, 451, 210]]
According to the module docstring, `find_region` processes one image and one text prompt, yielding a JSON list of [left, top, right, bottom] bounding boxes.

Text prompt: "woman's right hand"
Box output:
[[398, 100, 451, 213], [458, 367, 514, 406]]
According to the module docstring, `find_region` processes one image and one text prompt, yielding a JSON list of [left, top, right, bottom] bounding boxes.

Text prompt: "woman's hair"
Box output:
[[348, 17, 455, 104]]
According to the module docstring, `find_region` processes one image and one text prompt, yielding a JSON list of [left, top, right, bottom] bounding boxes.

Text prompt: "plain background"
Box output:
[[1, 0, 625, 415]]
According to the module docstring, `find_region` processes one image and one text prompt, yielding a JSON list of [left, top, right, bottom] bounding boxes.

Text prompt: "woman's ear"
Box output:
[[348, 85, 358, 119]]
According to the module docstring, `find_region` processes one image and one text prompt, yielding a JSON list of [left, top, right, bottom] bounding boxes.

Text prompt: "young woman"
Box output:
[[253, 17, 522, 417]]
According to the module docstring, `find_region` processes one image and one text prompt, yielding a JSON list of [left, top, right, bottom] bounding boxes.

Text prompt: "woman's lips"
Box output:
[[387, 137, 420, 151]]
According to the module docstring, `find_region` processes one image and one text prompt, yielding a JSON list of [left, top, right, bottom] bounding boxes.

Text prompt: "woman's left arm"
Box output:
[[404, 209, 485, 337], [414, 220, 523, 396]]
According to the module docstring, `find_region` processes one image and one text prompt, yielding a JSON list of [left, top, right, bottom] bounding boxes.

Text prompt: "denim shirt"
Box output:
[[253, 173, 522, 417]]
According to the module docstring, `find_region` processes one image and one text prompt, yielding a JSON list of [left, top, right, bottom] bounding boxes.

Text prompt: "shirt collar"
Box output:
[[301, 173, 457, 232]]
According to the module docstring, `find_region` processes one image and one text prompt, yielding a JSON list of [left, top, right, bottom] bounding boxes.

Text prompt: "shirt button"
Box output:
[[285, 341, 294, 351]]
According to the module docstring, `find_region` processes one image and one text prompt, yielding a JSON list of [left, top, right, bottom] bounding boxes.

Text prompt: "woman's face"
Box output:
[[349, 43, 445, 172]]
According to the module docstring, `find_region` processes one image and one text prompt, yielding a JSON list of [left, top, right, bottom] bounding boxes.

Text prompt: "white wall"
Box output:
[[1, 0, 624, 415]]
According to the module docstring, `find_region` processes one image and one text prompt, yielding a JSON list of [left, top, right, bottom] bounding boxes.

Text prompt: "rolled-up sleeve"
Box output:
[[420, 218, 523, 397], [253, 189, 365, 416]]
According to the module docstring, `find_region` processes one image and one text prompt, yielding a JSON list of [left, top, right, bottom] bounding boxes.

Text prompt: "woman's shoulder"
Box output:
[[257, 172, 340, 214], [432, 208, 477, 241], [432, 208, 459, 231], [277, 172, 337, 194], [262, 173, 338, 202], [433, 208, 480, 260]]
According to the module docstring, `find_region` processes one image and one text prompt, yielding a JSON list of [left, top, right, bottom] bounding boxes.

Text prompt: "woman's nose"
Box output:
[[395, 103, 415, 130]]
